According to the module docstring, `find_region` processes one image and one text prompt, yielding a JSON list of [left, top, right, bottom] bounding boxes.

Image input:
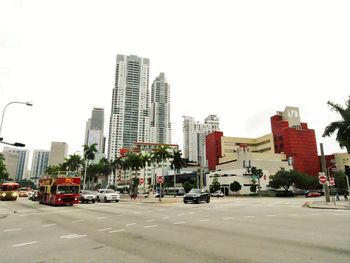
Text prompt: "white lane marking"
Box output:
[[244, 216, 256, 219], [173, 221, 186, 225], [200, 219, 209, 222], [147, 219, 155, 222], [188, 212, 194, 214], [97, 217, 107, 220], [144, 225, 158, 228], [98, 228, 112, 232], [309, 213, 320, 216], [287, 214, 298, 217], [72, 220, 84, 223], [60, 234, 87, 239], [109, 229, 126, 233], [42, 224, 56, 227], [177, 213, 184, 216], [12, 241, 38, 247], [222, 217, 233, 220], [126, 223, 136, 227], [18, 210, 71, 217], [133, 211, 140, 214], [162, 216, 169, 219], [4, 228, 22, 232], [265, 215, 276, 217]]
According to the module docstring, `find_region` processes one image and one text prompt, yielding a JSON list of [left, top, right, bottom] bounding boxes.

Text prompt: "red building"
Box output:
[[206, 131, 223, 171], [271, 107, 319, 176]]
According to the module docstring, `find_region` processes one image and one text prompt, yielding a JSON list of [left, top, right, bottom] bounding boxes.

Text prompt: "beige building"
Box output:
[[206, 134, 293, 195], [333, 152, 350, 172], [48, 142, 68, 167]]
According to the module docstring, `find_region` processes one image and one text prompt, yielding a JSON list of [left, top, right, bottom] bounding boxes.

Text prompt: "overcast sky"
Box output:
[[0, 0, 349, 160]]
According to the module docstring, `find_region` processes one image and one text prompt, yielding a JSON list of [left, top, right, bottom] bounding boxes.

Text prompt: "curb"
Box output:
[[304, 201, 350, 210]]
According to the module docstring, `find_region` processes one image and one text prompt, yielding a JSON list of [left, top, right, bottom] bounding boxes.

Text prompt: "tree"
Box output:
[[269, 169, 294, 191], [183, 181, 193, 193], [170, 149, 187, 196], [153, 145, 171, 201], [0, 153, 9, 182], [83, 144, 98, 190], [140, 153, 152, 193], [230, 181, 241, 196], [251, 167, 263, 192], [63, 153, 84, 173], [323, 97, 350, 153], [126, 152, 144, 196], [211, 177, 221, 192]]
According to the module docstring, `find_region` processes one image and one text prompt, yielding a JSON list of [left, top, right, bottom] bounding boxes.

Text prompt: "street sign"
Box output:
[[139, 178, 144, 184], [318, 174, 327, 184], [329, 177, 335, 186], [156, 176, 164, 184]]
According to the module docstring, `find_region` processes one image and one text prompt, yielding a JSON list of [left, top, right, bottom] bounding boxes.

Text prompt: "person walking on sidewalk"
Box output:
[[336, 192, 340, 201], [344, 192, 348, 201]]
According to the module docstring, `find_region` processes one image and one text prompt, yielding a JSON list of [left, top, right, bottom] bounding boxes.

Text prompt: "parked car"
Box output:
[[211, 190, 224, 198], [183, 189, 210, 204], [80, 190, 96, 203], [96, 189, 120, 202], [305, 191, 321, 198]]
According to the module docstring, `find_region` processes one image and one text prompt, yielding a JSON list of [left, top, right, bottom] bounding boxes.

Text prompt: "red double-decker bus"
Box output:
[[0, 182, 20, 201], [38, 176, 80, 206]]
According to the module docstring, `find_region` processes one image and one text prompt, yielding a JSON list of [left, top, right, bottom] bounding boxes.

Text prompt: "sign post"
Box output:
[[156, 176, 164, 202]]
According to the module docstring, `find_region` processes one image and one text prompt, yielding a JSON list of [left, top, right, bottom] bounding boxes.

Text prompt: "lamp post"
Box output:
[[0, 101, 33, 137]]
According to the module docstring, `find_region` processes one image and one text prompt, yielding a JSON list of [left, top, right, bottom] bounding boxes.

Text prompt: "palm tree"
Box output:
[[140, 152, 152, 193], [153, 145, 172, 201], [120, 157, 130, 193], [153, 145, 172, 177], [83, 144, 98, 190], [170, 149, 187, 197], [126, 152, 144, 197], [323, 97, 350, 153], [63, 153, 84, 173], [110, 157, 123, 188]]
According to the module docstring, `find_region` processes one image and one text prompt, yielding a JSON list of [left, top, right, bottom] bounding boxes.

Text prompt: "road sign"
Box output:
[[318, 174, 327, 184], [156, 176, 164, 184], [329, 177, 335, 186], [139, 178, 144, 184]]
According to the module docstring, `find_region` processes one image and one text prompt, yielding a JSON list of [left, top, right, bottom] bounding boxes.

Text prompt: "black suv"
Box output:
[[183, 189, 210, 204]]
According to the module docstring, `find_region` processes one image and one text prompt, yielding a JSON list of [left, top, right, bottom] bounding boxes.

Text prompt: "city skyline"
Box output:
[[0, 0, 349, 158]]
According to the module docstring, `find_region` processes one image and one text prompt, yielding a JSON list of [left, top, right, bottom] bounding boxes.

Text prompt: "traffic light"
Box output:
[[13, 142, 25, 147]]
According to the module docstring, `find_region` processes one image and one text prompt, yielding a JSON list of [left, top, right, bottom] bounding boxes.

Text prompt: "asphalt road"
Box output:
[[0, 197, 349, 263]]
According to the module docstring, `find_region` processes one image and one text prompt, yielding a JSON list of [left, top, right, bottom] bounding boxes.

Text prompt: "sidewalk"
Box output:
[[119, 194, 181, 204], [304, 200, 350, 210]]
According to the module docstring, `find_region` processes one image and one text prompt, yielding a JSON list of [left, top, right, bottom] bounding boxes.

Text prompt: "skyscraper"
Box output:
[[48, 142, 68, 167], [31, 150, 49, 181], [150, 73, 171, 144], [183, 115, 220, 165], [2, 147, 30, 180], [85, 107, 105, 162], [108, 55, 150, 160]]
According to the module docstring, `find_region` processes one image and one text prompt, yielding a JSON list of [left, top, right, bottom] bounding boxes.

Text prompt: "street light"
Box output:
[[0, 101, 33, 137]]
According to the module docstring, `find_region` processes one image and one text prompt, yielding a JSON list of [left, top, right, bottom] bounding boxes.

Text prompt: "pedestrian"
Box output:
[[344, 192, 348, 201], [336, 192, 340, 201]]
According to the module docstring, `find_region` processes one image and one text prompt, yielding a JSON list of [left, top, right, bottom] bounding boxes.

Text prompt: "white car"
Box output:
[[96, 189, 120, 202]]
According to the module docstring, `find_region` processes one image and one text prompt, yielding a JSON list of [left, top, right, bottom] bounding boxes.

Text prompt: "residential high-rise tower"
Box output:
[[150, 73, 171, 144], [85, 107, 105, 162], [108, 55, 150, 160]]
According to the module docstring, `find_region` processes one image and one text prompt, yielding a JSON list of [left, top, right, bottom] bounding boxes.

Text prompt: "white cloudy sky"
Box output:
[[0, 0, 349, 159]]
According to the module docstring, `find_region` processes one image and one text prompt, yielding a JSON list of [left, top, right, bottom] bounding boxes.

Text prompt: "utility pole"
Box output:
[[320, 143, 330, 202]]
